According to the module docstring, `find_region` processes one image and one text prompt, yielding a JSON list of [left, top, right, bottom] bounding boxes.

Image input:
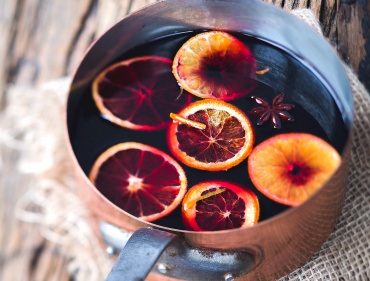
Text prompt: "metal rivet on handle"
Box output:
[[224, 273, 236, 281], [157, 263, 169, 274], [106, 245, 115, 255]]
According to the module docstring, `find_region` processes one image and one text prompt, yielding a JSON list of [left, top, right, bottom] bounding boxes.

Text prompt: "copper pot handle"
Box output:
[[105, 228, 177, 281], [104, 227, 254, 281]]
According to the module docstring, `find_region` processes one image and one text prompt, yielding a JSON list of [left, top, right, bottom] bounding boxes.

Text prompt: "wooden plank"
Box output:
[[337, 0, 370, 90], [8, 0, 95, 84], [0, 0, 18, 109], [0, 0, 96, 106], [321, 0, 338, 44]]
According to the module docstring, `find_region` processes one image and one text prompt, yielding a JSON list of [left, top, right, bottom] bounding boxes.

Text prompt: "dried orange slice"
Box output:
[[92, 56, 192, 131], [172, 31, 257, 101], [248, 133, 341, 206], [182, 180, 259, 231], [89, 142, 187, 222], [167, 99, 255, 171]]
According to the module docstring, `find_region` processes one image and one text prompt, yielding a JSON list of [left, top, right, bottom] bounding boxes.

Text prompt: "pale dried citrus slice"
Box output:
[[167, 99, 255, 171], [182, 180, 259, 231], [172, 31, 257, 101], [92, 56, 192, 131], [89, 142, 187, 222], [248, 133, 341, 206]]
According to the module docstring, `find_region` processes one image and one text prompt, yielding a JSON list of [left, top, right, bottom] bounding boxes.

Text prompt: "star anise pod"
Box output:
[[248, 92, 295, 129]]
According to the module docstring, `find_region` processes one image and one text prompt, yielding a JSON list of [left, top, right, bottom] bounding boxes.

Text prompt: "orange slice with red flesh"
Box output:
[[182, 180, 259, 231], [167, 99, 255, 171], [248, 133, 341, 206], [172, 31, 257, 101], [92, 56, 192, 131], [89, 142, 187, 222]]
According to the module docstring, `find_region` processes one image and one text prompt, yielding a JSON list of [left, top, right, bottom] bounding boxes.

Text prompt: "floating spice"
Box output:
[[248, 92, 295, 129]]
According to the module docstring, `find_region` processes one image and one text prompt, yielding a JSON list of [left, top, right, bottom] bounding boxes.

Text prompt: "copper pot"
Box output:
[[66, 0, 353, 280]]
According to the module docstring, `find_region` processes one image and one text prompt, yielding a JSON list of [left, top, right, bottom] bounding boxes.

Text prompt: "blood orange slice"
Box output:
[[167, 99, 255, 171], [248, 133, 341, 206], [89, 142, 187, 222], [92, 56, 192, 131], [172, 31, 257, 101], [182, 180, 259, 231]]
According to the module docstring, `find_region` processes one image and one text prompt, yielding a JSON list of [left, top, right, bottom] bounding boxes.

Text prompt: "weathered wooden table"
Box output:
[[0, 0, 369, 280]]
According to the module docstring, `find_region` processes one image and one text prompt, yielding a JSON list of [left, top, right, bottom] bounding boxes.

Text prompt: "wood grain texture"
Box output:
[[0, 0, 97, 109], [7, 0, 96, 84], [338, 0, 370, 91], [0, 0, 18, 109]]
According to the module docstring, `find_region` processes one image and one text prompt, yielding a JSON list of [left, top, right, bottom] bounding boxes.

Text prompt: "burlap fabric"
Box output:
[[0, 9, 369, 281]]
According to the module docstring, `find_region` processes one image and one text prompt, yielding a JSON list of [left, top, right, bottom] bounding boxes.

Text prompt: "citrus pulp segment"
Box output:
[[89, 142, 187, 222], [167, 99, 255, 171], [182, 180, 259, 231], [92, 56, 192, 131], [248, 133, 341, 206], [172, 31, 257, 101]]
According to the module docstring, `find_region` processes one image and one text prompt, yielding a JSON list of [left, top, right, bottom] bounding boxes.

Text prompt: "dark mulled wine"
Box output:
[[67, 31, 347, 230]]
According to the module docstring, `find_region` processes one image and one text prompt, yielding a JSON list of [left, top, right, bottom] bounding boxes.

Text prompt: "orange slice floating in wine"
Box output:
[[248, 133, 341, 206], [92, 56, 192, 131], [172, 31, 257, 101], [182, 180, 259, 231], [167, 99, 255, 171], [89, 142, 187, 222]]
